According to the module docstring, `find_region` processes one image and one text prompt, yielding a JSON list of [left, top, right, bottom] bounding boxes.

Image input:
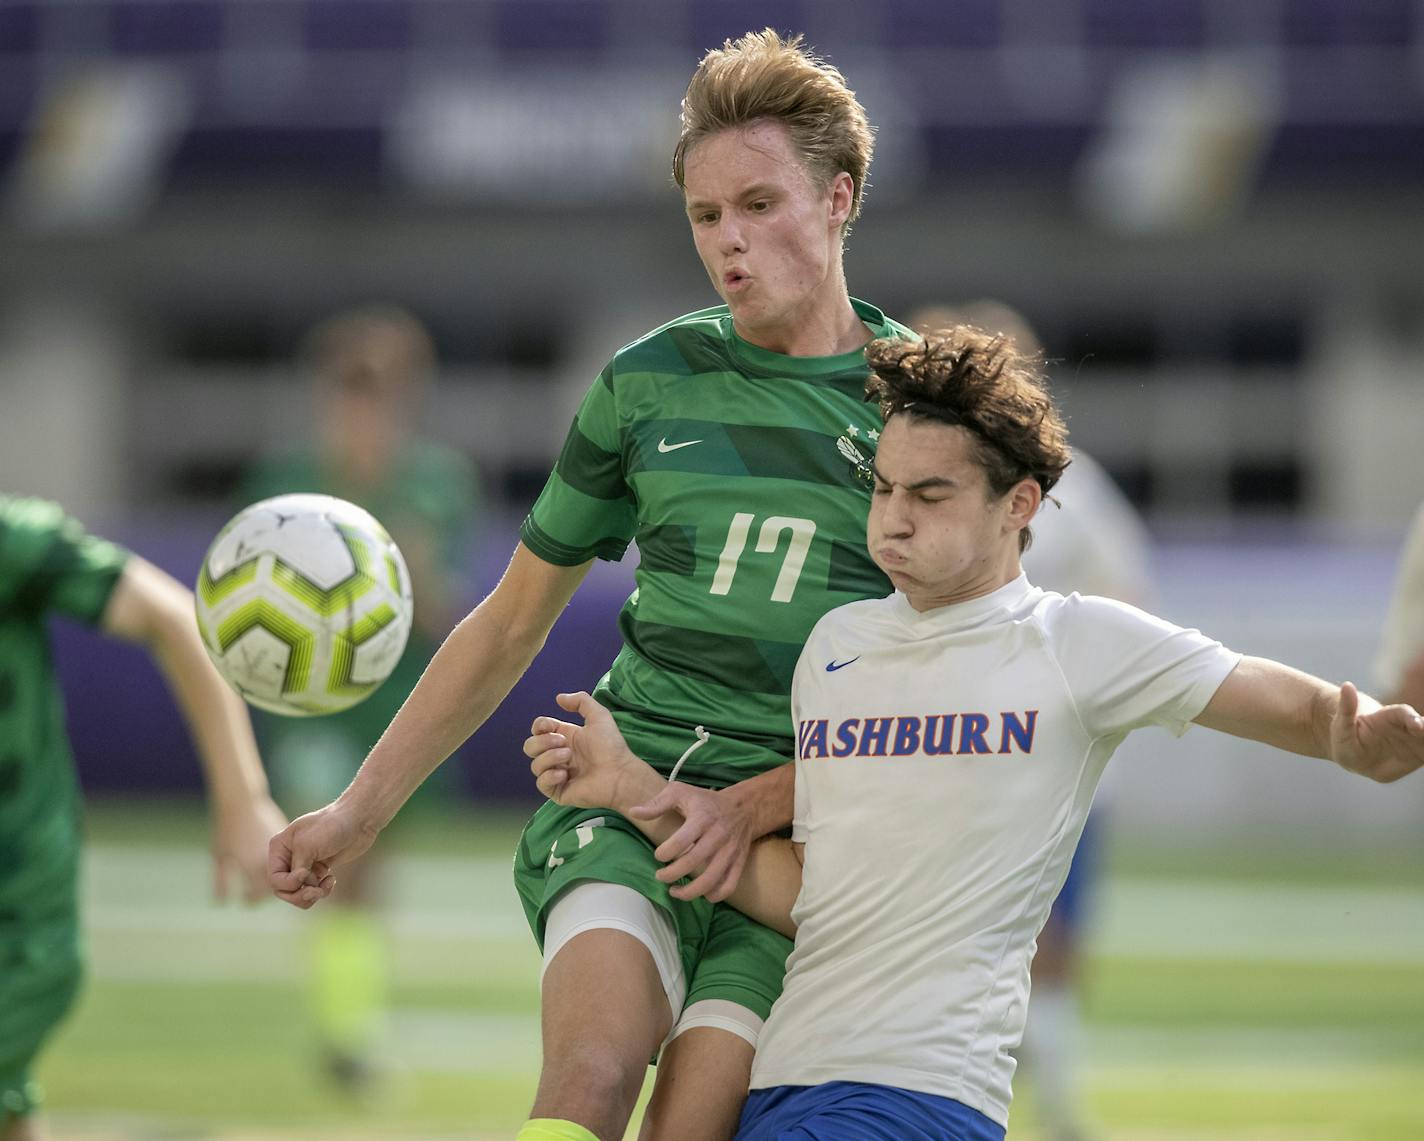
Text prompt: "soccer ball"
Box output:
[[194, 494, 414, 716]]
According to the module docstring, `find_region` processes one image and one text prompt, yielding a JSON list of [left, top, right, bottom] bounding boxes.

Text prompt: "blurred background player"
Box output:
[[1375, 502, 1424, 710], [239, 305, 480, 1090], [909, 301, 1152, 1141], [0, 495, 283, 1141]]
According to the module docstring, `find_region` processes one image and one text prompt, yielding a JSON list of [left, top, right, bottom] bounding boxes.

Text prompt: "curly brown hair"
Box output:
[[672, 29, 875, 236], [865, 326, 1071, 551]]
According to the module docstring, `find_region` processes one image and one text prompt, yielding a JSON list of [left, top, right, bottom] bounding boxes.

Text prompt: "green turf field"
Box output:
[[33, 798, 1424, 1139]]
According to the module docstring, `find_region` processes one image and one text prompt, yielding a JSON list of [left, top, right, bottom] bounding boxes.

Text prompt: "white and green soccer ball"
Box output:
[[194, 493, 414, 716]]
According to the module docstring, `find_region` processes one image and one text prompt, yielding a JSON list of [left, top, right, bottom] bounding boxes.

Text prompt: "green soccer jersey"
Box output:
[[520, 299, 910, 786], [0, 497, 129, 924]]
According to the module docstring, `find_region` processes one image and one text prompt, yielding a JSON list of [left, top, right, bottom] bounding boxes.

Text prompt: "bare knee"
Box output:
[[533, 1031, 650, 1138], [1, 1113, 43, 1141], [544, 1037, 648, 1111]]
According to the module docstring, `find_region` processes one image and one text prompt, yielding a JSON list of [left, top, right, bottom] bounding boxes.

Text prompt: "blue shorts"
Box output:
[[736, 1081, 1005, 1141], [1050, 810, 1100, 930]]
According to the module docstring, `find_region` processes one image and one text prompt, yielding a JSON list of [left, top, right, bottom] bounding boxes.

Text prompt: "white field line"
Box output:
[[1089, 878, 1424, 965], [1086, 1025, 1424, 1067], [80, 846, 1424, 980], [384, 1009, 539, 1072], [83, 847, 530, 937]]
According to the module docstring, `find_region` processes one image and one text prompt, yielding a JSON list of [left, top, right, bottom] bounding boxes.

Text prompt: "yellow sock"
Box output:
[[516, 1119, 599, 1141], [311, 907, 386, 1055]]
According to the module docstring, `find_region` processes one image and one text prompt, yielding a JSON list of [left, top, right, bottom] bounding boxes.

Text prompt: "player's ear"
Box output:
[[1005, 477, 1041, 536], [827, 172, 854, 229]]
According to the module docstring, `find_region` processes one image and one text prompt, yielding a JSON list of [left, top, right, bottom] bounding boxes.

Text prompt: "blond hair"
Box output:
[[673, 29, 875, 234]]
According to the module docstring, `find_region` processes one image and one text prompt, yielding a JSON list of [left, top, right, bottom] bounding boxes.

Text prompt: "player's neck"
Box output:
[[734, 281, 868, 358], [905, 554, 1025, 613]]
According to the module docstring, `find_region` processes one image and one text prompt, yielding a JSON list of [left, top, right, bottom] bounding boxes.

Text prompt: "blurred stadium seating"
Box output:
[[1, 0, 1420, 522], [0, 0, 1421, 831]]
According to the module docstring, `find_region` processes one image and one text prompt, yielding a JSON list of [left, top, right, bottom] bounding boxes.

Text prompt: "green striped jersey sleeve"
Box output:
[[0, 496, 130, 624], [520, 365, 637, 565]]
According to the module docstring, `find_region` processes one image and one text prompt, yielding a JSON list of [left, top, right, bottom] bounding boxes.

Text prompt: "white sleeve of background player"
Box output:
[[1040, 594, 1242, 739], [1373, 503, 1424, 696], [1026, 451, 1152, 605]]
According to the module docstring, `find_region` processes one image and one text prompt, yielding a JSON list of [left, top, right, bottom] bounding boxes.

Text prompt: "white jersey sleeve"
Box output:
[[1036, 592, 1241, 739], [1374, 503, 1424, 697]]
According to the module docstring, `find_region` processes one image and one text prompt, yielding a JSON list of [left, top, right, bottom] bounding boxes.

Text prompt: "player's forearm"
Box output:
[[719, 761, 796, 838], [339, 600, 548, 830], [724, 837, 802, 939], [1196, 656, 1338, 759]]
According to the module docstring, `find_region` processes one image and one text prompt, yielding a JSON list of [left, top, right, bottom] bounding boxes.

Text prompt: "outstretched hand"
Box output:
[[268, 801, 376, 909], [524, 691, 660, 811], [1330, 681, 1424, 783]]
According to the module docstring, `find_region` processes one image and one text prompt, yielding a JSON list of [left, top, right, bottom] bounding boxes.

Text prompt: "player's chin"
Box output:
[[876, 562, 915, 590]]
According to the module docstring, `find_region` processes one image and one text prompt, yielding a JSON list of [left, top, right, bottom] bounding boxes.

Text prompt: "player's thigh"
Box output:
[[640, 904, 793, 1138], [514, 804, 712, 988], [541, 881, 686, 1049], [682, 902, 793, 1029], [534, 884, 686, 1134]]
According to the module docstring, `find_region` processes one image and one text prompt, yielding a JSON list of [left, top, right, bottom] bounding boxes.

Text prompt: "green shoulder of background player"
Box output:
[[520, 300, 913, 785], [0, 495, 129, 919]]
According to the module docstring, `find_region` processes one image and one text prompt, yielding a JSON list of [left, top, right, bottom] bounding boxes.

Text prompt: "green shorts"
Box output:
[[513, 801, 793, 1022], [0, 917, 83, 1118]]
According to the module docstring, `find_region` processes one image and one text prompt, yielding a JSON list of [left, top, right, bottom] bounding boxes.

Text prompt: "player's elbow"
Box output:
[[103, 558, 194, 650]]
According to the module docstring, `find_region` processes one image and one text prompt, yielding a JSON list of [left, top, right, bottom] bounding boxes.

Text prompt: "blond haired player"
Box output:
[[269, 31, 913, 1140]]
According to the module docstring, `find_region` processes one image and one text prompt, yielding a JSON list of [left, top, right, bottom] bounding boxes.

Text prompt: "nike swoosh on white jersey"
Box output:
[[657, 438, 703, 453]]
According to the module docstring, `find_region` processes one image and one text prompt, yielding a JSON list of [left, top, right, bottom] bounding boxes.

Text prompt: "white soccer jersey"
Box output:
[[748, 575, 1241, 1126], [1375, 503, 1424, 697]]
